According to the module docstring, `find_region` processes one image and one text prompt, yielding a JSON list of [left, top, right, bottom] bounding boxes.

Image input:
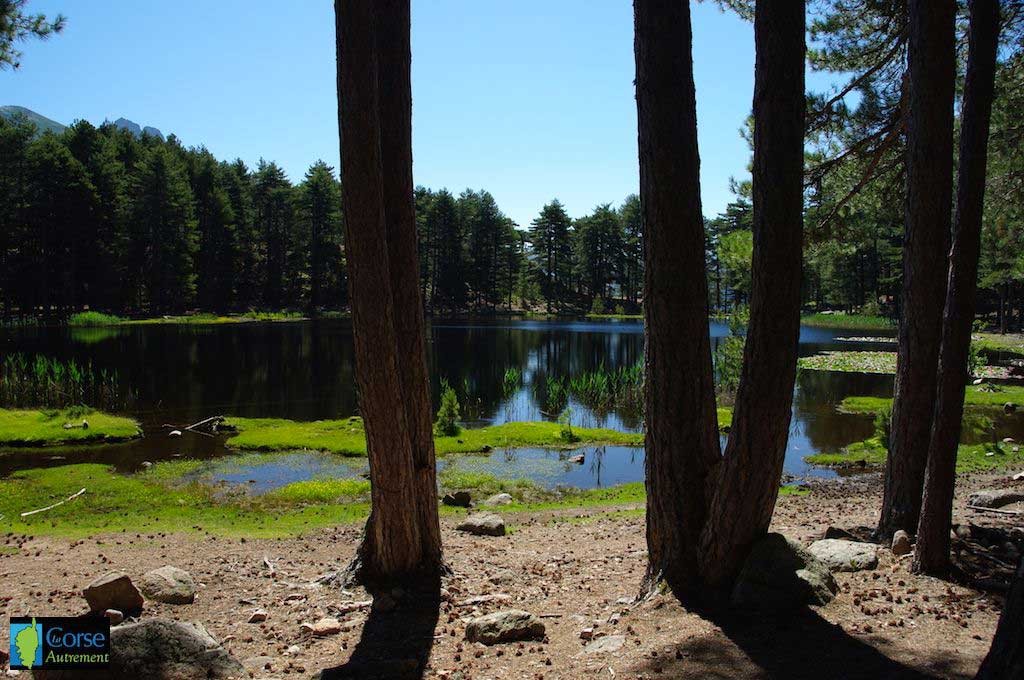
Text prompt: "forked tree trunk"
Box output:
[[335, 0, 443, 588], [914, 0, 1000, 575], [698, 0, 806, 588], [634, 0, 722, 595], [878, 0, 956, 539], [976, 558, 1024, 679]]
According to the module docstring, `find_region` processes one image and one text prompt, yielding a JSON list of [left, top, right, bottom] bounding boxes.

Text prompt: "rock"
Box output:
[[583, 635, 625, 655], [968, 488, 1024, 509], [140, 461, 153, 469], [139, 565, 196, 604], [808, 539, 879, 572], [488, 568, 516, 584], [1013, 471, 1024, 481], [33, 619, 245, 680], [311, 617, 342, 636], [483, 493, 514, 506], [456, 512, 506, 536], [243, 655, 275, 672], [83, 571, 144, 614], [0, 648, 7, 667], [891, 530, 912, 556], [822, 526, 857, 541], [1005, 402, 1018, 414], [442, 491, 472, 507], [285, 645, 302, 656], [104, 608, 124, 625], [465, 609, 545, 645], [568, 454, 585, 464], [580, 627, 595, 640], [247, 608, 268, 623], [731, 533, 838, 609]]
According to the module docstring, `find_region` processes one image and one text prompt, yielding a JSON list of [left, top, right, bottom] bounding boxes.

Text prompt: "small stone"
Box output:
[[104, 609, 124, 625], [286, 645, 302, 656], [139, 565, 196, 604], [442, 491, 472, 507], [465, 610, 545, 645], [580, 627, 595, 640], [483, 493, 514, 506], [583, 635, 626, 655], [1005, 402, 1018, 414], [808, 539, 879, 572], [456, 512, 506, 536], [311, 617, 342, 636], [969, 488, 1024, 509], [891, 530, 912, 557], [83, 571, 144, 614], [247, 609, 268, 623]]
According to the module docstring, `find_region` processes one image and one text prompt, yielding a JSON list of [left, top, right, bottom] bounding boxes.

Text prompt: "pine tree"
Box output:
[[299, 160, 342, 312], [189, 149, 236, 312]]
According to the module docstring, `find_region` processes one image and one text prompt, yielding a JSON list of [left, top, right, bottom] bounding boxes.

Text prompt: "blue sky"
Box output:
[[2, 1, 839, 229]]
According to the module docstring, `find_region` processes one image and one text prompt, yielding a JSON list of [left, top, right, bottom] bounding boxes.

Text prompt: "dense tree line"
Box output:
[[0, 117, 348, 317]]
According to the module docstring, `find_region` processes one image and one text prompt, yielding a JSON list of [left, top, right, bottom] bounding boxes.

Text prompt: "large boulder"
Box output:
[[732, 533, 838, 610], [33, 619, 245, 680], [969, 488, 1024, 509], [442, 491, 472, 507], [139, 566, 196, 604], [483, 493, 514, 506], [891, 530, 913, 557], [456, 512, 506, 536], [465, 609, 545, 645], [808, 538, 879, 572], [83, 571, 144, 614]]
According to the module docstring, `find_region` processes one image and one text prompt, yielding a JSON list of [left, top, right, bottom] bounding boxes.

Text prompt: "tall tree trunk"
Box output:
[[335, 0, 443, 588], [698, 0, 806, 588], [976, 558, 1024, 679], [914, 0, 999, 575], [878, 0, 955, 539], [634, 0, 721, 596]]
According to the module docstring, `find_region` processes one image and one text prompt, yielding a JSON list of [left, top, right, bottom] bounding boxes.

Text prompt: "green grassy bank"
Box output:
[[805, 437, 1020, 474], [0, 408, 141, 447], [837, 385, 1024, 415]]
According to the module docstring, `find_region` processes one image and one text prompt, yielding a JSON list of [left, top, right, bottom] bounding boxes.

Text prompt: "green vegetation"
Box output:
[[972, 333, 1024, 356], [224, 416, 647, 455], [1, 353, 133, 411], [67, 311, 127, 326], [806, 438, 1021, 474], [798, 350, 896, 374], [800, 314, 894, 330], [586, 313, 643, 320], [434, 379, 461, 436], [0, 408, 139, 447], [838, 384, 1024, 414]]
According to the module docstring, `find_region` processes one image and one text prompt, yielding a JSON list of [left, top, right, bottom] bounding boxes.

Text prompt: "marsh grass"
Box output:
[[67, 311, 127, 326], [800, 313, 894, 330]]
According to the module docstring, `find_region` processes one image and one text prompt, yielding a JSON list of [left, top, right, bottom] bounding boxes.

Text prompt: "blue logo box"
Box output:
[[9, 617, 110, 670]]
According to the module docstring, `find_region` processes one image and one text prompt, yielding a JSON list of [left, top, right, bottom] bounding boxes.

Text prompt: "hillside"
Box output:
[[0, 105, 66, 134]]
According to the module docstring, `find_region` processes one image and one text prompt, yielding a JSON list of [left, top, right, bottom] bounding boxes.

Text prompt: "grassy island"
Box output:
[[0, 408, 141, 448]]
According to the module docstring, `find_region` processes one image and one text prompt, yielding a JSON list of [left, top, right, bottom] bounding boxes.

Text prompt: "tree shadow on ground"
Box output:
[[637, 607, 970, 680], [319, 574, 441, 680]]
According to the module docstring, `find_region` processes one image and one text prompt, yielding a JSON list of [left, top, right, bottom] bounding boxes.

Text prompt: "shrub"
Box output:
[[434, 379, 461, 436], [614, 303, 626, 316], [874, 405, 892, 453], [558, 407, 579, 443], [590, 297, 606, 315], [67, 311, 126, 326]]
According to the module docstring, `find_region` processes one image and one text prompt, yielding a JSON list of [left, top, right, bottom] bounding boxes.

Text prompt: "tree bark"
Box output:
[[976, 558, 1024, 679], [335, 0, 443, 588], [914, 0, 1000, 575], [634, 0, 721, 596], [698, 0, 806, 588], [878, 0, 956, 539]]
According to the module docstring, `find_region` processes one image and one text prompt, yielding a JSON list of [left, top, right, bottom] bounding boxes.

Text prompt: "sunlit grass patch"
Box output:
[[67, 311, 127, 326], [800, 313, 893, 330], [805, 437, 1022, 473], [0, 408, 140, 447], [838, 385, 1024, 414]]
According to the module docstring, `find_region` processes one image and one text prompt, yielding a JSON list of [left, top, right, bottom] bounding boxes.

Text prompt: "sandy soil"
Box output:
[[2, 470, 1021, 680]]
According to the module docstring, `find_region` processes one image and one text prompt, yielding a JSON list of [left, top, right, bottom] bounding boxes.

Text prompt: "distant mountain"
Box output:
[[0, 105, 67, 135], [111, 117, 164, 140], [0, 106, 165, 140]]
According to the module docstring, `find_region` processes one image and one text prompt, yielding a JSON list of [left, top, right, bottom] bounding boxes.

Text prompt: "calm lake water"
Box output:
[[0, 318, 944, 490]]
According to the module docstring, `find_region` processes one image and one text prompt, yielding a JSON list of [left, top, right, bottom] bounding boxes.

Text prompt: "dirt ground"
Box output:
[[2, 470, 1021, 679]]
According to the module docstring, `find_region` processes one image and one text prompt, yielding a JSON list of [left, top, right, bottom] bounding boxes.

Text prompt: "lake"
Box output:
[[0, 319, 905, 488]]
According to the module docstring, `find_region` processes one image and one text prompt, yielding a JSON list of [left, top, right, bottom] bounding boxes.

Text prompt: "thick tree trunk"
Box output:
[[374, 0, 444, 575], [698, 0, 806, 588], [878, 0, 955, 539], [976, 558, 1024, 679], [634, 0, 721, 596], [914, 0, 1000, 575], [335, 0, 443, 588]]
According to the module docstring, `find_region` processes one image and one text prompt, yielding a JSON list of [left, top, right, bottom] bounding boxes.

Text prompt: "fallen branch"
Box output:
[[967, 505, 1024, 516], [186, 415, 225, 433], [21, 488, 86, 517]]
